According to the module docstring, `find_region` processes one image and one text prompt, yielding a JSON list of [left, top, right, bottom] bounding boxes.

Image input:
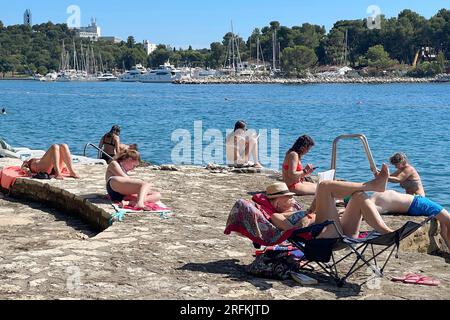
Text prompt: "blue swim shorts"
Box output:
[[407, 196, 444, 217]]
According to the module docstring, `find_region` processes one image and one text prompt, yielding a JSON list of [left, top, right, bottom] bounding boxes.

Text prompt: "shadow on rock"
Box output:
[[179, 259, 277, 291], [3, 197, 98, 238], [179, 259, 362, 297]]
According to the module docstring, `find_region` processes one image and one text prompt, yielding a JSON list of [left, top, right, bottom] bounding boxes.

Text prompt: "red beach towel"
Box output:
[[0, 166, 30, 190]]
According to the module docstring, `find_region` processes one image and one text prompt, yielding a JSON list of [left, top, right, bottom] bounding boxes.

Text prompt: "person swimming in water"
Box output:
[[388, 152, 425, 196], [1, 108, 6, 115]]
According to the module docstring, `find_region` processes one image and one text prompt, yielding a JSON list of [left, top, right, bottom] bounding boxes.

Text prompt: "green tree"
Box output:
[[407, 61, 443, 77], [281, 45, 318, 77], [365, 45, 397, 69], [148, 46, 171, 68], [209, 42, 225, 68], [126, 36, 135, 48], [37, 66, 48, 75]]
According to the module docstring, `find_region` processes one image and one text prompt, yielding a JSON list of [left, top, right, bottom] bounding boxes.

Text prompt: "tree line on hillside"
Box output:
[[0, 8, 449, 77]]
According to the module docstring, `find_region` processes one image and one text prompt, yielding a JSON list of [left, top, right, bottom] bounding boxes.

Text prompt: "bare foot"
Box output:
[[365, 163, 389, 192], [70, 172, 80, 179], [254, 162, 263, 169], [55, 175, 64, 180]]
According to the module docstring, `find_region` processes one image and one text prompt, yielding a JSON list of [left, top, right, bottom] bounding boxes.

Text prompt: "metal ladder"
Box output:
[[83, 142, 113, 161], [331, 134, 378, 179]]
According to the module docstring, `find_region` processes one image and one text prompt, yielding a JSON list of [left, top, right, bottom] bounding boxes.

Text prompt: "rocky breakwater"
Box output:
[[0, 158, 448, 299], [174, 75, 440, 85]]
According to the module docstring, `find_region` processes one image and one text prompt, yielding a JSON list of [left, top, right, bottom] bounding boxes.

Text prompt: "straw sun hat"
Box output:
[[265, 182, 296, 199]]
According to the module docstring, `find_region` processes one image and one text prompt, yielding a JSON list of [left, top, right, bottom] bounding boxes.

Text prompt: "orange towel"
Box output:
[[0, 166, 30, 190]]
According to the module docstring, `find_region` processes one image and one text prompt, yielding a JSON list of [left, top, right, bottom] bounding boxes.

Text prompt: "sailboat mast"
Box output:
[[256, 37, 260, 66], [344, 29, 349, 66], [231, 21, 236, 73], [272, 30, 277, 71]]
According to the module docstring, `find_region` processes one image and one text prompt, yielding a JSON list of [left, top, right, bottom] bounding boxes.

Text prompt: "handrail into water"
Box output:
[[331, 134, 378, 178], [84, 143, 113, 161]]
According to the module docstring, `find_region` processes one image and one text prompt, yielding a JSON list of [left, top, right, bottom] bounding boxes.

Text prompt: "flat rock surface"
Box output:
[[0, 158, 448, 300]]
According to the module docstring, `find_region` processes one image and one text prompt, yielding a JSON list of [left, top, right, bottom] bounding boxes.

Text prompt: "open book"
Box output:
[[317, 169, 336, 183]]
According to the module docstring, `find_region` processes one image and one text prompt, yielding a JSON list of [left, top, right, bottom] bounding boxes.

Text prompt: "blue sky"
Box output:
[[1, 1, 448, 48]]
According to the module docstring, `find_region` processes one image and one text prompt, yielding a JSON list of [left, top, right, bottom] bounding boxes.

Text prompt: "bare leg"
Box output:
[[248, 137, 262, 168], [110, 177, 160, 210], [244, 139, 250, 163], [315, 166, 390, 238], [341, 192, 393, 238], [318, 164, 389, 200], [37, 144, 63, 179], [59, 144, 79, 179], [435, 210, 450, 251], [292, 181, 317, 195]]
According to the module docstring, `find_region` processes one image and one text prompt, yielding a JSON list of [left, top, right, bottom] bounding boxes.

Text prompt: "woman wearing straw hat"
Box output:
[[263, 164, 394, 238], [262, 182, 314, 231]]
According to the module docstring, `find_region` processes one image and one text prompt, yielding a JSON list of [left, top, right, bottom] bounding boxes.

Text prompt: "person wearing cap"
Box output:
[[99, 125, 121, 163]]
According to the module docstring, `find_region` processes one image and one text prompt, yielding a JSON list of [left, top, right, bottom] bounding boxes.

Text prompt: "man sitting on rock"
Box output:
[[370, 190, 450, 251]]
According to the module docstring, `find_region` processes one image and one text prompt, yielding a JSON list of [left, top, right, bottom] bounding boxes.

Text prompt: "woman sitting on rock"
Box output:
[[259, 164, 393, 239], [99, 125, 121, 163], [282, 135, 316, 196], [21, 144, 80, 180], [226, 120, 263, 168], [105, 149, 161, 210]]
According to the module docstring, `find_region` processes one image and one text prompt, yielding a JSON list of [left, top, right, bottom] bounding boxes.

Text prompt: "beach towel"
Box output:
[[224, 199, 296, 246], [0, 166, 30, 190], [109, 201, 174, 225]]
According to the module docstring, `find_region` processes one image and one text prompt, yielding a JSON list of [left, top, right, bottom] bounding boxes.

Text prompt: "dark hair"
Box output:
[[114, 149, 141, 163], [128, 144, 139, 151], [234, 120, 247, 132], [288, 135, 315, 155], [110, 125, 121, 136], [390, 152, 408, 166]]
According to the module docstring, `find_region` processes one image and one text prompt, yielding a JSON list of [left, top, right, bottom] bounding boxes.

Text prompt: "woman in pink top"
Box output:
[[282, 135, 316, 195]]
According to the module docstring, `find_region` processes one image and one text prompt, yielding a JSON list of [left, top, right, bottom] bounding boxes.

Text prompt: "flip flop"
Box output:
[[391, 273, 420, 282], [290, 272, 318, 285], [404, 276, 440, 286]]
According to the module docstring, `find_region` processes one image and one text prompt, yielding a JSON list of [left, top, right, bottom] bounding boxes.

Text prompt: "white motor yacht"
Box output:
[[118, 64, 147, 82], [140, 62, 182, 83], [98, 73, 118, 81]]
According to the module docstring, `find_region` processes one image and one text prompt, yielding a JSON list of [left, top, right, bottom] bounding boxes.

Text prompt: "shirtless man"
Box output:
[[371, 190, 450, 251]]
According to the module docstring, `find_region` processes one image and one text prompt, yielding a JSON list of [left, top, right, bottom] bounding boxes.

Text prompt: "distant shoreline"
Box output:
[[174, 76, 449, 85], [0, 76, 449, 84]]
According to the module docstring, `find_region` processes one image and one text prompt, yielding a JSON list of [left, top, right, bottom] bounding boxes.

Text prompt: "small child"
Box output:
[[389, 152, 425, 196]]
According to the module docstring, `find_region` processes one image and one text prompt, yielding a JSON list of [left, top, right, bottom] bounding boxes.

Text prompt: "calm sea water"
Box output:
[[1, 80, 449, 207]]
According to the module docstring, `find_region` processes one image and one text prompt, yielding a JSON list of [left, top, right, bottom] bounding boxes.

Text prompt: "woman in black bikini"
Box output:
[[99, 125, 121, 163], [105, 149, 161, 210]]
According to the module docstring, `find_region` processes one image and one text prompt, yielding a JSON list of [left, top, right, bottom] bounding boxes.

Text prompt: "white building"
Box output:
[[75, 18, 101, 41], [24, 9, 32, 26], [143, 40, 157, 55]]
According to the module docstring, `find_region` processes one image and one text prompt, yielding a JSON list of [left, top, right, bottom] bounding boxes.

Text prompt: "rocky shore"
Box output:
[[0, 158, 448, 300], [174, 75, 446, 85]]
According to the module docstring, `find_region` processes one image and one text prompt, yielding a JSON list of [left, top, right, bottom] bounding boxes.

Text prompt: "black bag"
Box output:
[[32, 172, 51, 180], [247, 250, 300, 280]]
